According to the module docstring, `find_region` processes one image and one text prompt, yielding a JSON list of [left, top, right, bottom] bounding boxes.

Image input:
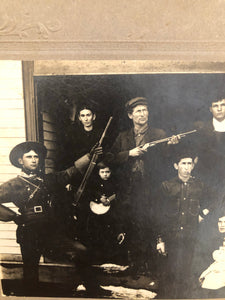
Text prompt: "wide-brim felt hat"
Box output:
[[9, 141, 47, 168]]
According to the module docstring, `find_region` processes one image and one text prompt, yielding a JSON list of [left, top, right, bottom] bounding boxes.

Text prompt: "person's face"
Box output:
[[174, 157, 194, 181], [210, 99, 225, 122], [128, 105, 149, 127], [78, 109, 96, 128], [18, 150, 39, 171], [99, 167, 111, 181], [218, 216, 225, 233]]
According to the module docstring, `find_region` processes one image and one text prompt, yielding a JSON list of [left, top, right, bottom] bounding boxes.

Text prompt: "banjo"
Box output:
[[89, 193, 116, 215]]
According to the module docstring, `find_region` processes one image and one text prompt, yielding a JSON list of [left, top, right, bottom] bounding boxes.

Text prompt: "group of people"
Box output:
[[0, 95, 225, 298]]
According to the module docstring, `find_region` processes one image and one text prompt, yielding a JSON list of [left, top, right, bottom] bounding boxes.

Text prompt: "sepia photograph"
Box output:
[[1, 1, 225, 299], [0, 60, 225, 299]]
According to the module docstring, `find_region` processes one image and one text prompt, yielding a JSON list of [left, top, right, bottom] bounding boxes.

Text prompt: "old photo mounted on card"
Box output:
[[1, 61, 225, 300], [1, 1, 225, 299]]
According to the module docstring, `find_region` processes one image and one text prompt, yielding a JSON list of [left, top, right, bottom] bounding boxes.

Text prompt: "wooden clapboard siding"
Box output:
[[0, 231, 17, 240], [43, 131, 57, 142], [0, 223, 17, 231], [0, 99, 24, 109], [43, 122, 56, 133], [0, 174, 21, 184], [0, 240, 18, 248], [0, 109, 24, 121], [0, 247, 21, 255], [42, 111, 54, 123], [0, 220, 19, 253], [0, 61, 26, 256], [46, 149, 57, 160], [0, 128, 26, 138], [42, 111, 57, 173]]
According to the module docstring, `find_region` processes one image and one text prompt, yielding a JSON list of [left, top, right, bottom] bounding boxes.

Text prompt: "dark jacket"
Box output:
[[158, 176, 211, 242], [105, 126, 170, 242], [57, 123, 102, 170], [84, 177, 120, 243], [194, 120, 225, 189], [0, 165, 83, 242], [194, 120, 225, 157], [109, 126, 168, 188]]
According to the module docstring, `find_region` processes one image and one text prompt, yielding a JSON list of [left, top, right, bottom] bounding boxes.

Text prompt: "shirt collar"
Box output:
[[176, 175, 194, 184], [19, 170, 42, 181], [213, 118, 225, 132], [134, 123, 148, 137]]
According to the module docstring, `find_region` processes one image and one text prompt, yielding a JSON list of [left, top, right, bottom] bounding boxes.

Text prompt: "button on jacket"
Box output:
[[159, 176, 210, 241]]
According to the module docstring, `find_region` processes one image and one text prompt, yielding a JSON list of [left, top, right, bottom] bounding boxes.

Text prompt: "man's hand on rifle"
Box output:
[[90, 143, 103, 156], [129, 146, 146, 157], [167, 135, 180, 144]]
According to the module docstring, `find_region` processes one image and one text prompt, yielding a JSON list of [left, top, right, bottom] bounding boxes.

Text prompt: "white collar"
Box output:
[[213, 118, 225, 132], [19, 171, 42, 181]]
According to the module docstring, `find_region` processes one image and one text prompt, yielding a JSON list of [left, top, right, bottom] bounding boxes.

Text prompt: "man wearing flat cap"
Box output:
[[108, 97, 179, 275], [0, 141, 111, 297]]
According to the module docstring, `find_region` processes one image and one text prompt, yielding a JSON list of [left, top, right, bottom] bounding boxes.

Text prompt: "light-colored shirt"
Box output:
[[213, 118, 225, 132]]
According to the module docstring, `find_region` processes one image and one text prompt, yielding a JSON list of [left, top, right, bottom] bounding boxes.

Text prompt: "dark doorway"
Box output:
[[34, 73, 225, 171]]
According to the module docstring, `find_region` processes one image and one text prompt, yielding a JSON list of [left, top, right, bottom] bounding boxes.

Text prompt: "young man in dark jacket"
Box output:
[[156, 148, 212, 298]]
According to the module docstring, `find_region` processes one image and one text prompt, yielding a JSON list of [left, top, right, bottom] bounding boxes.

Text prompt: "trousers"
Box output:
[[18, 223, 99, 292]]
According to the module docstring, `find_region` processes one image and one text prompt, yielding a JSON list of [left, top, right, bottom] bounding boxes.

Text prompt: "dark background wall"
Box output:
[[35, 73, 225, 145]]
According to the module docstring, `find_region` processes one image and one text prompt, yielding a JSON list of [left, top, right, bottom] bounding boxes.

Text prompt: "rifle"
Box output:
[[73, 116, 113, 207], [141, 129, 197, 150]]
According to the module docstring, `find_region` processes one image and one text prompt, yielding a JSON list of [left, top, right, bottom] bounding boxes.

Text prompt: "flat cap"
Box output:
[[9, 141, 47, 168], [125, 97, 148, 112]]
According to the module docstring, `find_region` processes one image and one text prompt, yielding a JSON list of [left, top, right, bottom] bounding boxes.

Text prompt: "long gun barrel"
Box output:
[[143, 129, 197, 149]]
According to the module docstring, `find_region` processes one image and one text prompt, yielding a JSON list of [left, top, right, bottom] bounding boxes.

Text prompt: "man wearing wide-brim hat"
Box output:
[[0, 141, 111, 297], [108, 97, 179, 275]]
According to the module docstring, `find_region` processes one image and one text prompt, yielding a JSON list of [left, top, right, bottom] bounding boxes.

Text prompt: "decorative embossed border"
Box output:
[[1, 0, 225, 61], [1, 1, 225, 299], [1, 41, 225, 60]]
